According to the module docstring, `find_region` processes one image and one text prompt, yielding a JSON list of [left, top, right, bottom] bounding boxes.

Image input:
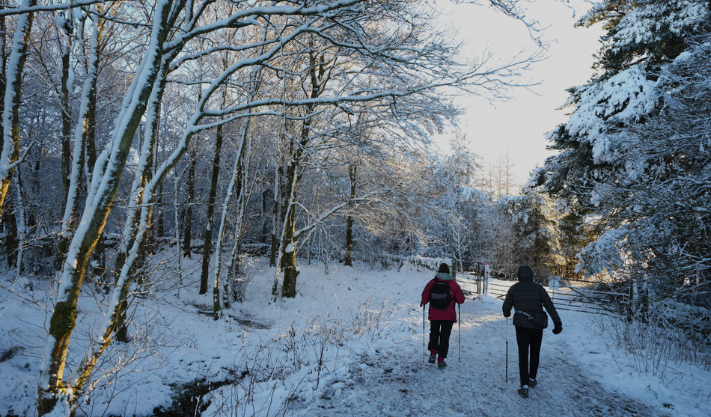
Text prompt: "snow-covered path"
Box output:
[[291, 290, 671, 417], [2, 262, 705, 416]]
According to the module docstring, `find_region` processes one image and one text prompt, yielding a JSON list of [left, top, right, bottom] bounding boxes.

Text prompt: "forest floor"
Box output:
[[1, 255, 709, 416]]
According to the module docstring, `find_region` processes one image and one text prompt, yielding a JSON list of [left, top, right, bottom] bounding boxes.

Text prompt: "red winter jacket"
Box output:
[[421, 273, 465, 322]]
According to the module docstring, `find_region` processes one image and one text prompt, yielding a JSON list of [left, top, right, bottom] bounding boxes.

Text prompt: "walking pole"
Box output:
[[458, 303, 461, 362], [506, 317, 509, 382], [422, 305, 425, 364]]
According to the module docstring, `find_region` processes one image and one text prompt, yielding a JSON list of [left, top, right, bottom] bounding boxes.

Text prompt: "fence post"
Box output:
[[549, 276, 560, 300], [476, 262, 484, 295], [627, 279, 638, 318], [484, 264, 489, 296]]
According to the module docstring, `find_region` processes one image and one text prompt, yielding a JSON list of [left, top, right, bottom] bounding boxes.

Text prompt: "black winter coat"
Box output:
[[502, 267, 561, 329]]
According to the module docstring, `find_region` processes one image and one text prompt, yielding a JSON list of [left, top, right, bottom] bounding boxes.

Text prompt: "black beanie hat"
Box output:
[[438, 263, 450, 274], [517, 265, 534, 280]]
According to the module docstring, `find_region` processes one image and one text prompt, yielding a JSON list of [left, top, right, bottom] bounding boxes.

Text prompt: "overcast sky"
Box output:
[[433, 0, 605, 187]]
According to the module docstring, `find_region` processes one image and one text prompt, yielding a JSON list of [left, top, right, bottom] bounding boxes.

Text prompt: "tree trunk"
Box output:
[[85, 76, 97, 192], [280, 50, 326, 298], [60, 26, 72, 210], [37, 2, 174, 412], [280, 135, 305, 298], [0, 4, 6, 201], [14, 169, 25, 277], [91, 236, 105, 280], [174, 170, 182, 298], [200, 123, 224, 295], [182, 147, 196, 259], [269, 164, 280, 268], [260, 189, 268, 244], [0, 7, 8, 270], [114, 69, 167, 342], [59, 10, 101, 264], [3, 187, 16, 269], [344, 164, 356, 266], [280, 207, 299, 297], [0, 0, 37, 219], [0, 2, 6, 135], [213, 112, 252, 318]]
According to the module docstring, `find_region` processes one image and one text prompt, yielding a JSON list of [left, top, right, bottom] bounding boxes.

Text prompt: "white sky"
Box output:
[[433, 0, 605, 186]]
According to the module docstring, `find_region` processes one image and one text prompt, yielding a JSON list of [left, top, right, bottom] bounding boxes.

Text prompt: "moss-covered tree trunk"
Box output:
[[0, 0, 37, 219], [280, 50, 329, 298], [37, 3, 174, 412], [280, 121, 308, 298], [200, 124, 223, 295], [279, 152, 301, 298], [115, 71, 167, 342], [0, 8, 9, 270], [0, 5, 6, 149], [280, 204, 299, 297]]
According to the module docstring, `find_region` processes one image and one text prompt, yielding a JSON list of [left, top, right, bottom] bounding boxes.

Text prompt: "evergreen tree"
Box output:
[[532, 0, 711, 301]]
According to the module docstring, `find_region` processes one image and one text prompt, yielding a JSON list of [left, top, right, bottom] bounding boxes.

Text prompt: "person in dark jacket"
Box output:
[[502, 265, 562, 398], [421, 263, 465, 369]]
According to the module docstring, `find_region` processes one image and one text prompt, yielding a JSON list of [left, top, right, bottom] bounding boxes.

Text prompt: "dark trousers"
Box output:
[[428, 320, 454, 358], [515, 326, 543, 387]]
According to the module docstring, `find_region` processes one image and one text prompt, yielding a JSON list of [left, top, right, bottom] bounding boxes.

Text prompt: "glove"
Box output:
[[503, 312, 510, 318], [552, 322, 562, 335]]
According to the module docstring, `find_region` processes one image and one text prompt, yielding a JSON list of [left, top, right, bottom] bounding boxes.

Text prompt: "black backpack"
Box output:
[[429, 278, 452, 310]]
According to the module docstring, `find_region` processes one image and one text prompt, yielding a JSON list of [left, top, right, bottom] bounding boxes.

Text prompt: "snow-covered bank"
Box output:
[[1, 260, 709, 416]]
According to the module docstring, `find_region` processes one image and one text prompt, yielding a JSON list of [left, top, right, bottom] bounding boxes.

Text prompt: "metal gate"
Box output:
[[466, 272, 630, 315], [459, 262, 489, 297]]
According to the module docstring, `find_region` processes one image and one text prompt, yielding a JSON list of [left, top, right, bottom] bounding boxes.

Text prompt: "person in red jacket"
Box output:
[[420, 263, 465, 369]]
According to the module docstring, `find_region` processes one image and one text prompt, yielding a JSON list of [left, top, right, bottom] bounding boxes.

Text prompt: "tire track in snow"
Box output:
[[291, 296, 671, 417]]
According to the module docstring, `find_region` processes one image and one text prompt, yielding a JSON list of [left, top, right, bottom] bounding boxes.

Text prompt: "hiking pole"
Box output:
[[506, 317, 509, 383], [458, 303, 461, 362], [422, 304, 425, 364]]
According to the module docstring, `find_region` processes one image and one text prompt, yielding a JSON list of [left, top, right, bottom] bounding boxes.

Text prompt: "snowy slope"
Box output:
[[0, 258, 709, 416]]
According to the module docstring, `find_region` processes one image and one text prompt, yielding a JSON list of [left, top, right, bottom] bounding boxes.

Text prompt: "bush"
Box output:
[[598, 301, 711, 379]]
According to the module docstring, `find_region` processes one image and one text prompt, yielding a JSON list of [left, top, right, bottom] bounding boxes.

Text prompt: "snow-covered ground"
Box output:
[[1, 257, 709, 416]]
